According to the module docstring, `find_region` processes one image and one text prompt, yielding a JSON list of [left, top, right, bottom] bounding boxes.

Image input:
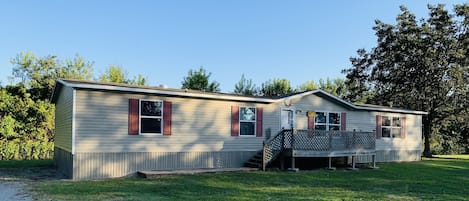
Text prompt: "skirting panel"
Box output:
[[54, 147, 73, 179], [72, 151, 257, 180], [354, 150, 421, 163]]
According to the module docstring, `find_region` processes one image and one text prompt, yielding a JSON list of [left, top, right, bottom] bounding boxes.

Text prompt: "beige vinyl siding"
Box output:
[[54, 85, 73, 152], [287, 94, 348, 130], [74, 90, 272, 153], [373, 112, 422, 151], [288, 94, 422, 152]]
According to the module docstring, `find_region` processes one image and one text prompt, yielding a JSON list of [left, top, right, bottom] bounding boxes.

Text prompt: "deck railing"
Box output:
[[292, 130, 375, 151], [262, 129, 375, 170]]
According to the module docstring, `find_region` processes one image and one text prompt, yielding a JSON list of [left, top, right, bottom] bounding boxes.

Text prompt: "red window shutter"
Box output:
[[256, 107, 263, 137], [401, 116, 406, 139], [128, 99, 139, 135], [376, 115, 382, 139], [307, 114, 315, 130], [163, 101, 172, 135], [231, 105, 239, 136], [341, 112, 346, 131]]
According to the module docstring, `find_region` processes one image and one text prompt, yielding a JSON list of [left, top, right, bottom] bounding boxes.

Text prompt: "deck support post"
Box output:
[[291, 157, 295, 169], [352, 156, 356, 169], [327, 157, 336, 170], [280, 156, 285, 170], [370, 154, 379, 169]]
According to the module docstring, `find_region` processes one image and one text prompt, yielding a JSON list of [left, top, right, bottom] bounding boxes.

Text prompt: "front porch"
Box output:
[[262, 129, 377, 170]]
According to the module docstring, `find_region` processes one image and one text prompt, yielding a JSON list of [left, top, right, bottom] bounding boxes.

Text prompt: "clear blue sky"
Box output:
[[0, 0, 466, 92]]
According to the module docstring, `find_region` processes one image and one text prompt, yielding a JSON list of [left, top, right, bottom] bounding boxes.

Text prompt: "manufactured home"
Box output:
[[51, 79, 426, 180]]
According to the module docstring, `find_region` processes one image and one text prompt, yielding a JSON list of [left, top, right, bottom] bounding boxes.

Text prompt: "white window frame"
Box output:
[[381, 116, 401, 138], [239, 106, 256, 137], [139, 99, 163, 135], [314, 111, 341, 131]]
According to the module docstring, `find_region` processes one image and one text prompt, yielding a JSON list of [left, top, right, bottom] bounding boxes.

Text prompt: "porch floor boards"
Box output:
[[138, 167, 258, 178]]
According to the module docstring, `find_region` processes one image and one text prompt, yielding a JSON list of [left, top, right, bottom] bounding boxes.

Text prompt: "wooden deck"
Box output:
[[263, 129, 377, 170]]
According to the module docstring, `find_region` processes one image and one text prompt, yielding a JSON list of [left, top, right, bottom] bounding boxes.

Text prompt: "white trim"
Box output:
[[139, 99, 163, 135], [380, 116, 402, 139], [56, 79, 428, 115], [71, 89, 76, 155], [239, 106, 256, 137], [280, 107, 296, 130], [314, 111, 342, 131]]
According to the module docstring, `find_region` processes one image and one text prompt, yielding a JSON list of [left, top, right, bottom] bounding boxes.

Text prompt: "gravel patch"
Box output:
[[0, 181, 32, 201], [0, 166, 63, 201]]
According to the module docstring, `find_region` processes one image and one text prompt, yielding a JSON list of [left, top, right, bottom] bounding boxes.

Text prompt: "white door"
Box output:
[[281, 109, 294, 130]]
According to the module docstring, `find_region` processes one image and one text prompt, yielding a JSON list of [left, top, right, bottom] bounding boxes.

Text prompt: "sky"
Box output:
[[0, 0, 467, 92]]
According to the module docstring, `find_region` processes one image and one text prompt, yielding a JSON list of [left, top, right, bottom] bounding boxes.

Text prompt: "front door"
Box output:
[[281, 109, 294, 130]]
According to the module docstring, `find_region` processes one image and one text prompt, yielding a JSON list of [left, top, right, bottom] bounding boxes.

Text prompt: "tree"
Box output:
[[11, 51, 94, 100], [318, 78, 347, 98], [234, 74, 258, 95], [181, 67, 220, 92], [99, 65, 147, 85], [343, 4, 469, 156], [100, 65, 128, 84], [260, 78, 294, 96], [297, 80, 319, 91]]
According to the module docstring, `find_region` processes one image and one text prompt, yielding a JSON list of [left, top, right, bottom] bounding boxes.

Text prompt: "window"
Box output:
[[315, 112, 341, 131], [382, 116, 401, 138], [140, 100, 163, 134], [239, 107, 256, 136]]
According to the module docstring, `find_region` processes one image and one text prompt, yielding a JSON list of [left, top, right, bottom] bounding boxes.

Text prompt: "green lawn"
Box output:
[[31, 157, 469, 201]]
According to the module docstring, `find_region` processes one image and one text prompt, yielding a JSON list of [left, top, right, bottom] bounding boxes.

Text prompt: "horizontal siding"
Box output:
[[73, 151, 257, 180], [54, 86, 73, 152], [75, 90, 273, 153], [287, 94, 422, 152], [289, 94, 348, 130]]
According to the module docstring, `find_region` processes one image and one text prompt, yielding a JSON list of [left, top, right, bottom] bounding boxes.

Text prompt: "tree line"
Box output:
[[0, 3, 468, 160]]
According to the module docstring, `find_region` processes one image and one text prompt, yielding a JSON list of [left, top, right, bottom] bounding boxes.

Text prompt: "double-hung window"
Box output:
[[239, 107, 256, 136], [382, 116, 401, 138], [315, 112, 341, 131], [140, 100, 163, 134]]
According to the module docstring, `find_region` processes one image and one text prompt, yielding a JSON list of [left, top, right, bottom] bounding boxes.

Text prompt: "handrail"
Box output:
[[262, 129, 291, 170]]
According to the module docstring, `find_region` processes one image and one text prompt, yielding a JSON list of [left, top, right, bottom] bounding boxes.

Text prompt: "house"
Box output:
[[51, 79, 427, 180]]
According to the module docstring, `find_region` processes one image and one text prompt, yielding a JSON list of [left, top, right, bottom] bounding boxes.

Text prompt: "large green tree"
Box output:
[[260, 78, 294, 96], [99, 65, 147, 85], [181, 67, 220, 92], [343, 4, 469, 156], [234, 74, 258, 96], [318, 78, 347, 98], [11, 52, 94, 100]]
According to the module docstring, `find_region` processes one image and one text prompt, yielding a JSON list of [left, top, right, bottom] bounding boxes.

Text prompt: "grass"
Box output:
[[31, 157, 469, 201], [434, 154, 469, 160], [0, 160, 53, 168]]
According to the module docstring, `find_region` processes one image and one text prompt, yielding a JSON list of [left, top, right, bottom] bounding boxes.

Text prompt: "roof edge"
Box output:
[[51, 79, 428, 115]]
